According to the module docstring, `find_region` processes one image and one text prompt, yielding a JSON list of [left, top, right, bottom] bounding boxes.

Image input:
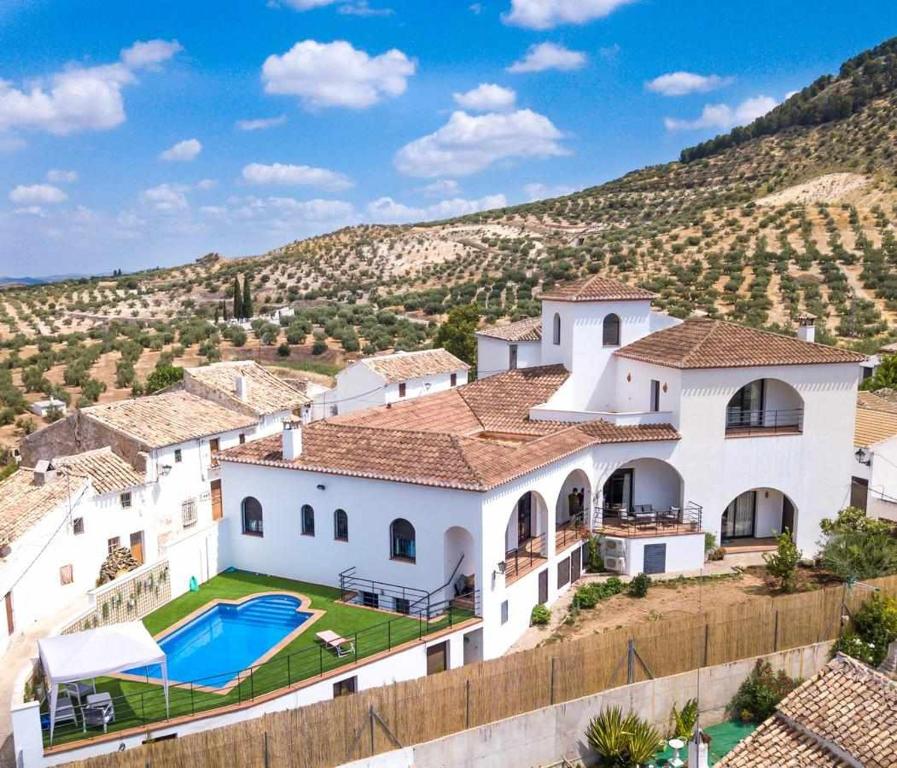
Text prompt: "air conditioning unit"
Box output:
[[604, 556, 626, 573], [604, 538, 625, 554]]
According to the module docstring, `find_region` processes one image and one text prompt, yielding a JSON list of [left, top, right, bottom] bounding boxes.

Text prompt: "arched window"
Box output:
[[552, 313, 561, 345], [301, 504, 315, 536], [334, 509, 349, 541], [390, 518, 416, 562], [242, 497, 263, 537], [603, 313, 621, 346]]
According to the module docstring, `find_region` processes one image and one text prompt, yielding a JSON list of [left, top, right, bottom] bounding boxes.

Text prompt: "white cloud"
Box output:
[[196, 179, 217, 190], [338, 1, 393, 16], [395, 109, 568, 178], [120, 40, 183, 69], [523, 181, 574, 200], [646, 71, 733, 97], [507, 42, 586, 74], [453, 83, 516, 112], [142, 183, 189, 212], [0, 39, 180, 136], [664, 95, 778, 131], [235, 115, 287, 131], [419, 179, 462, 197], [9, 184, 67, 204], [503, 0, 634, 29], [277, 0, 340, 8], [241, 162, 353, 190], [46, 169, 78, 183], [262, 40, 416, 109], [367, 194, 508, 223], [159, 138, 202, 162], [218, 195, 356, 228]]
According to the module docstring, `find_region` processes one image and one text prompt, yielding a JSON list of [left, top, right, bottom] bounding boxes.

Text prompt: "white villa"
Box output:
[[218, 276, 864, 659], [312, 348, 469, 419]]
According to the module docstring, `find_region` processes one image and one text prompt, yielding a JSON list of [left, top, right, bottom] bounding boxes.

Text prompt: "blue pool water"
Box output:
[[127, 594, 311, 688]]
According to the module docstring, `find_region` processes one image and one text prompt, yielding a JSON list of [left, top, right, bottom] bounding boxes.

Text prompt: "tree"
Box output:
[[434, 304, 479, 371], [146, 364, 184, 394], [242, 274, 253, 319], [861, 354, 897, 391], [763, 531, 802, 592], [232, 276, 243, 320]]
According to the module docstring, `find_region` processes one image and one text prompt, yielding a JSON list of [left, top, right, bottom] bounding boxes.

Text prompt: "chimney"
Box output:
[[687, 729, 710, 768], [33, 459, 57, 486], [234, 374, 250, 402], [797, 313, 816, 344], [880, 640, 897, 676], [282, 419, 303, 461]]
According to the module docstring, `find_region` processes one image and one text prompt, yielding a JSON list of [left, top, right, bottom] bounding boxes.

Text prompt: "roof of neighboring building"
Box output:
[[541, 275, 655, 302], [53, 447, 145, 495], [332, 365, 571, 437], [356, 348, 470, 383], [185, 360, 309, 415], [221, 365, 679, 491], [856, 391, 897, 447], [476, 317, 543, 342], [83, 392, 256, 449], [0, 469, 89, 549], [615, 317, 865, 369], [718, 655, 897, 768]]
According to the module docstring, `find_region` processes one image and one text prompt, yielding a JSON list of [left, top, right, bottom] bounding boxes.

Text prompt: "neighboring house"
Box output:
[[851, 391, 897, 522], [476, 317, 543, 378], [717, 654, 897, 767], [0, 448, 150, 655], [218, 275, 862, 658], [29, 399, 67, 419], [312, 348, 469, 418], [181, 359, 310, 436]]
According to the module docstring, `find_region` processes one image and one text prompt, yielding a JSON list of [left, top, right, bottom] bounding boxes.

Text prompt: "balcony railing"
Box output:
[[503, 533, 547, 584], [595, 502, 703, 537], [725, 407, 803, 436], [556, 513, 587, 552]]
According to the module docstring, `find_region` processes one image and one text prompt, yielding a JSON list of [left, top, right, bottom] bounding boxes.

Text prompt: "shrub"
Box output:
[[145, 364, 183, 394], [728, 660, 800, 723], [820, 506, 893, 537], [763, 531, 802, 592], [587, 535, 604, 572], [704, 532, 717, 552], [572, 578, 624, 609], [831, 631, 879, 666], [628, 572, 651, 598], [530, 604, 551, 625], [276, 342, 291, 357], [669, 698, 698, 741], [821, 531, 897, 581], [841, 593, 897, 666], [585, 707, 664, 767]]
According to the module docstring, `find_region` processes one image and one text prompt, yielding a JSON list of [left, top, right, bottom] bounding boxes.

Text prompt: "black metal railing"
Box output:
[[555, 512, 587, 551], [595, 501, 703, 535], [41, 592, 479, 747], [725, 407, 803, 435], [503, 533, 547, 582]]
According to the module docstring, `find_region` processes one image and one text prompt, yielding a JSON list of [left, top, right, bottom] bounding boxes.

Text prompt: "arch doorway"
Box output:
[[722, 488, 797, 543]]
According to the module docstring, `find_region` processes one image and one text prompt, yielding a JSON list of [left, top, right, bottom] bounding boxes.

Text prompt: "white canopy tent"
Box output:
[[38, 621, 168, 741]]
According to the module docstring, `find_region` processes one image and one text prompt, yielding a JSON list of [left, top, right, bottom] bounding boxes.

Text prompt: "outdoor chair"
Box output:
[[82, 692, 115, 733], [53, 694, 78, 729], [316, 630, 355, 658], [64, 681, 95, 708]]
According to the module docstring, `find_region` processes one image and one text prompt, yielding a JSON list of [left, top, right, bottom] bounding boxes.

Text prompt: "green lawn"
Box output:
[[46, 570, 468, 746]]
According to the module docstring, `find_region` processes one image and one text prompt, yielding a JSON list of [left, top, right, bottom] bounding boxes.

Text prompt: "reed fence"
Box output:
[[63, 574, 897, 768]]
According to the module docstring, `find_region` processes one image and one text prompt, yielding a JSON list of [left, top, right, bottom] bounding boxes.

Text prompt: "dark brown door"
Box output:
[[571, 549, 581, 582], [211, 479, 223, 521], [5, 592, 13, 635], [538, 569, 548, 604], [517, 493, 532, 542], [850, 477, 868, 512], [426, 642, 448, 675], [782, 497, 795, 534]]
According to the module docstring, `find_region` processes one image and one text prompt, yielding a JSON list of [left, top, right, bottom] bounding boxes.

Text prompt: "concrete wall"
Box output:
[[476, 336, 541, 378], [337, 641, 833, 768]]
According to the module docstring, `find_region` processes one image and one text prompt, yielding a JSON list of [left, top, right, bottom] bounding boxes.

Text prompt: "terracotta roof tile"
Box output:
[[477, 317, 542, 342], [53, 447, 145, 496], [855, 397, 897, 447], [359, 349, 469, 383], [185, 360, 309, 415], [0, 469, 89, 548], [541, 275, 655, 302], [330, 388, 485, 435], [616, 317, 865, 369], [83, 392, 256, 449], [220, 418, 679, 492], [718, 655, 897, 768]]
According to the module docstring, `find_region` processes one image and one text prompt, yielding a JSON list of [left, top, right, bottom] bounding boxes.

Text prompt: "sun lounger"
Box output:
[[316, 630, 355, 657], [82, 692, 115, 733], [53, 694, 78, 728]]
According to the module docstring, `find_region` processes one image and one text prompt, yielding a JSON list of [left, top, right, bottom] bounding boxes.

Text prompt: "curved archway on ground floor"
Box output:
[[721, 487, 798, 544]]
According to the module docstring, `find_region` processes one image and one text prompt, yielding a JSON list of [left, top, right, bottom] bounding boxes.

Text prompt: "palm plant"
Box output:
[[625, 718, 665, 766], [585, 707, 628, 766], [821, 531, 897, 581], [670, 697, 698, 741]]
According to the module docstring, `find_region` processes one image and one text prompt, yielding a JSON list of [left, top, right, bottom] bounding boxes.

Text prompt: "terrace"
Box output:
[[38, 570, 477, 749]]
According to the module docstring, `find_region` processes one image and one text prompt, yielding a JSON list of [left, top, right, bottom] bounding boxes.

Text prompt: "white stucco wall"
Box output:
[[476, 336, 541, 378]]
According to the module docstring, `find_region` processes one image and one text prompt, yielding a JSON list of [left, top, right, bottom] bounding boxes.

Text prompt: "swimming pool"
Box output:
[[126, 594, 313, 689]]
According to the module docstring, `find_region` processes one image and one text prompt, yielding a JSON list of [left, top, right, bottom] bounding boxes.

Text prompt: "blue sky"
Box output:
[[1, 0, 895, 277]]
